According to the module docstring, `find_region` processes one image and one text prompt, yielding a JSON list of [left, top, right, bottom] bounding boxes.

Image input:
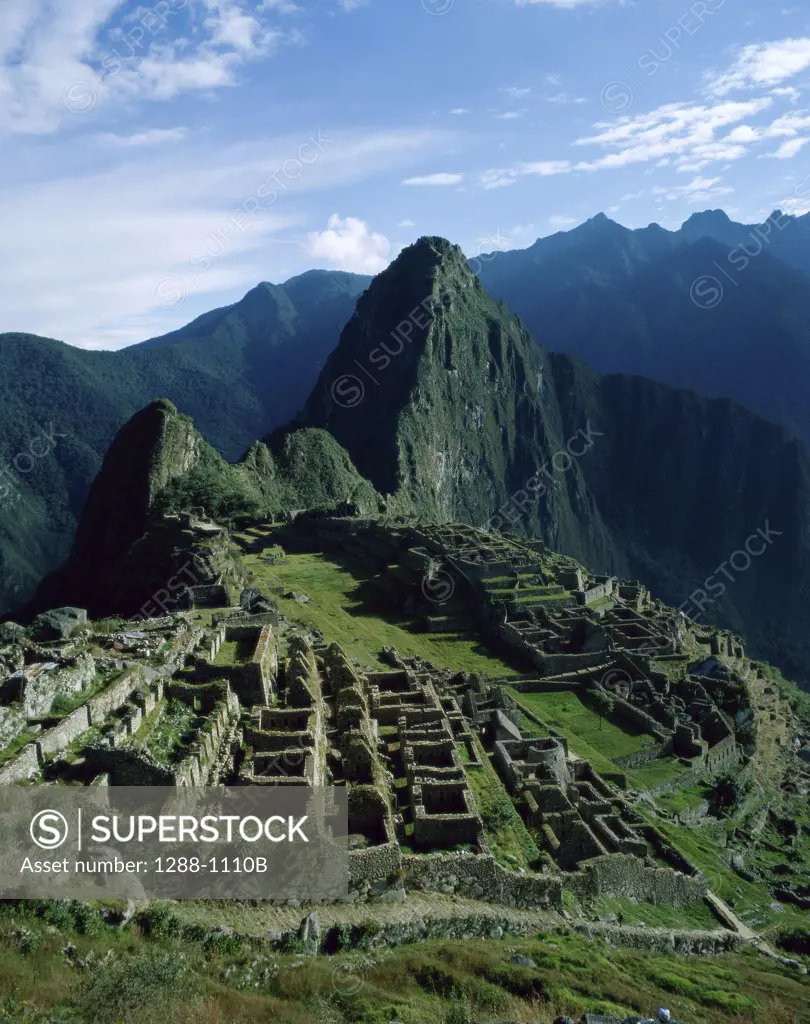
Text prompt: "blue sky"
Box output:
[[3, 0, 810, 348]]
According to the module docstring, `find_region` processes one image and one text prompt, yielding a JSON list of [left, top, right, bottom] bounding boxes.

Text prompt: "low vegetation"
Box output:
[[0, 902, 805, 1024]]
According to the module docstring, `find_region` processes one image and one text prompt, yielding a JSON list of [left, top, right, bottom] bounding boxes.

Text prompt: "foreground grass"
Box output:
[[0, 903, 806, 1024]]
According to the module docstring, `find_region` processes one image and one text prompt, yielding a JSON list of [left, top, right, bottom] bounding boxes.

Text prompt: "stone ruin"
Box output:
[[0, 510, 790, 940]]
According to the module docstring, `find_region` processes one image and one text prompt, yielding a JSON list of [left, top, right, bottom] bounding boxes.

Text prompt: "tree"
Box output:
[[592, 690, 616, 731]]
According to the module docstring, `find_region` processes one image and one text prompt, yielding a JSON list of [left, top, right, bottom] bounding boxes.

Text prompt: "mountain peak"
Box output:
[[295, 233, 541, 495], [581, 212, 625, 232], [682, 208, 732, 229], [389, 235, 469, 277]]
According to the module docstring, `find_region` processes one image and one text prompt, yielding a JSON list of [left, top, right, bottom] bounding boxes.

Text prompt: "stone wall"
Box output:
[[36, 705, 92, 761], [600, 689, 670, 742], [0, 742, 40, 783], [14, 653, 97, 718], [573, 922, 743, 955], [83, 745, 177, 786], [402, 852, 561, 911], [569, 853, 707, 907], [0, 704, 28, 749], [87, 667, 145, 725], [348, 842, 403, 901]]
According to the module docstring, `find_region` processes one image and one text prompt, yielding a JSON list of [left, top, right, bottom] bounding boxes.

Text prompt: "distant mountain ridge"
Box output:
[[0, 269, 370, 612], [476, 209, 810, 446], [34, 237, 810, 689]]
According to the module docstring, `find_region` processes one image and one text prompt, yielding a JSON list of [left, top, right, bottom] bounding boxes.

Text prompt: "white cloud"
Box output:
[[96, 127, 189, 147], [763, 137, 810, 158], [651, 175, 733, 204], [259, 0, 302, 12], [501, 87, 531, 99], [397, 218, 416, 227], [476, 98, 784, 188], [573, 99, 772, 172], [496, 111, 525, 120], [449, 108, 469, 115], [543, 92, 588, 104], [515, 0, 607, 6], [548, 215, 578, 227], [402, 172, 463, 186], [337, 0, 369, 10], [479, 160, 571, 189], [771, 86, 801, 101], [0, 0, 299, 137], [306, 214, 390, 273], [707, 38, 810, 95]]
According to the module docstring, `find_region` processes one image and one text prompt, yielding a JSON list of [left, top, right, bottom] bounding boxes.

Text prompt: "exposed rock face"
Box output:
[[32, 607, 87, 641], [28, 405, 378, 618]]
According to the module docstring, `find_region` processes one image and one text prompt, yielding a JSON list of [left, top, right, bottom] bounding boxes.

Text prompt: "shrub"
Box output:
[[78, 950, 197, 1024]]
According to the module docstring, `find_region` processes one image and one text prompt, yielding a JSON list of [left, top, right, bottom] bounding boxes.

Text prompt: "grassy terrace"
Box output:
[[514, 690, 650, 759], [465, 736, 540, 869], [242, 547, 519, 677], [510, 688, 688, 791], [132, 698, 199, 765], [651, 813, 810, 935], [213, 636, 254, 667]]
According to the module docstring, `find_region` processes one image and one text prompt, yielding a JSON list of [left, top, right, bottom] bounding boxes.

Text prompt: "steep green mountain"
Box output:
[[296, 237, 810, 683], [0, 270, 369, 612], [37, 237, 810, 687], [476, 214, 810, 445], [32, 399, 379, 617]]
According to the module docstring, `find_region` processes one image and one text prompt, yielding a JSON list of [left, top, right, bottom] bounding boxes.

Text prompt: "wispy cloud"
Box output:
[[477, 98, 785, 186], [96, 127, 190, 148], [402, 172, 463, 186], [706, 38, 810, 95], [763, 137, 810, 159], [515, 0, 610, 7], [651, 175, 734, 204], [0, 0, 300, 137], [542, 92, 588, 105], [0, 127, 445, 347]]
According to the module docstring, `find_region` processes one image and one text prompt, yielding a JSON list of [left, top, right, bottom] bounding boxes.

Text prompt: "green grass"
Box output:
[[134, 699, 198, 765], [0, 728, 38, 765], [243, 549, 518, 677], [591, 894, 722, 931], [656, 785, 712, 817], [510, 689, 649, 760], [646, 815, 810, 935], [465, 736, 540, 869], [48, 670, 123, 719], [626, 758, 689, 790], [0, 902, 805, 1024], [213, 637, 254, 667], [510, 689, 688, 792]]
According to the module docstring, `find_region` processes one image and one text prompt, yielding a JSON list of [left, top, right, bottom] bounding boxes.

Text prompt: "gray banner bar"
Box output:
[[0, 786, 348, 899]]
